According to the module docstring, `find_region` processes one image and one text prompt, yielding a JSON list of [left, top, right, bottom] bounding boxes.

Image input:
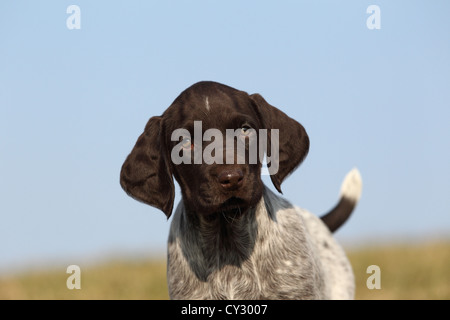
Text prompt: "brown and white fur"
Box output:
[[120, 81, 362, 300]]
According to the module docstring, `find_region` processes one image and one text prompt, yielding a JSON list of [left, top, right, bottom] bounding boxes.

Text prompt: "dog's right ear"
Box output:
[[120, 116, 175, 218]]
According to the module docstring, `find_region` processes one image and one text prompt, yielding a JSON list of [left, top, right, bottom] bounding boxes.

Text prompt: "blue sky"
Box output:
[[1, 1, 449, 271]]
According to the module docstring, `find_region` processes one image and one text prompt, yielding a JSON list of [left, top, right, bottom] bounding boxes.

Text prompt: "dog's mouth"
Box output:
[[208, 196, 249, 221], [219, 196, 247, 211]]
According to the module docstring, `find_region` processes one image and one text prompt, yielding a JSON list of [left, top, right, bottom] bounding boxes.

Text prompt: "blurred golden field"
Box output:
[[1, 241, 448, 300]]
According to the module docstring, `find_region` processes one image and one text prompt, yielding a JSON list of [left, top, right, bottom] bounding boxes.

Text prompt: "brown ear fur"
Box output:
[[250, 93, 309, 193], [120, 116, 175, 218]]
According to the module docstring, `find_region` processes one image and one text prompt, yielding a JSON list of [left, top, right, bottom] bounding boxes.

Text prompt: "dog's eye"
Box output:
[[240, 125, 252, 136], [181, 137, 193, 149]]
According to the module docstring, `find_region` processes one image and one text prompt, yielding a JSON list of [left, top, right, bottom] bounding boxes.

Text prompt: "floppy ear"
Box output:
[[120, 116, 175, 218], [250, 93, 309, 193]]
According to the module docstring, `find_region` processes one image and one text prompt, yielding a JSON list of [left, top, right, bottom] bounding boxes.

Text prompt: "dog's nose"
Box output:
[[218, 169, 244, 191]]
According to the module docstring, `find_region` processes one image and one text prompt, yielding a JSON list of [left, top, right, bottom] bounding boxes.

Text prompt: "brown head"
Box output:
[[120, 81, 309, 218]]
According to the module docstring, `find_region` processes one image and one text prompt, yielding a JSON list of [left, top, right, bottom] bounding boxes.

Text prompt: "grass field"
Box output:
[[1, 241, 448, 300]]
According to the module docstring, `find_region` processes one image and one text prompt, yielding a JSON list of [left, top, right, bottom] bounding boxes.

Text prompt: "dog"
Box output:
[[120, 81, 362, 299]]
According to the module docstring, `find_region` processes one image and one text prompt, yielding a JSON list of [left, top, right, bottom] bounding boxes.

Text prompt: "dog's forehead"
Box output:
[[163, 82, 254, 129]]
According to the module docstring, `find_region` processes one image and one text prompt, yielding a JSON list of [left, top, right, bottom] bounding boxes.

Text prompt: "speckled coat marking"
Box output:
[[167, 187, 354, 300]]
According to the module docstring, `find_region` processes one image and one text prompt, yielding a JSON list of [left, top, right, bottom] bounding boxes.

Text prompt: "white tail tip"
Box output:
[[340, 168, 363, 203]]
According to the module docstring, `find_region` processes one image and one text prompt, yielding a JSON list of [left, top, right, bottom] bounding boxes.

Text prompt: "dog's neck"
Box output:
[[184, 202, 260, 255], [177, 194, 269, 281]]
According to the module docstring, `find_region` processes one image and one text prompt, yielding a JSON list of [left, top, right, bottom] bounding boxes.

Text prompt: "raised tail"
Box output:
[[320, 168, 362, 233]]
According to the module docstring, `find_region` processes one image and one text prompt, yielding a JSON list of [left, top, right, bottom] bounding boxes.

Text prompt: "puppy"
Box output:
[[120, 81, 362, 299]]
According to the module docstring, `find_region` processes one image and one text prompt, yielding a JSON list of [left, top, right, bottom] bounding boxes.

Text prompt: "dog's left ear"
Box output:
[[120, 116, 175, 218], [250, 93, 309, 193]]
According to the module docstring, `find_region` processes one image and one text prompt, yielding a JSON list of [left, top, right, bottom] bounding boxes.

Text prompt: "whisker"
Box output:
[[221, 210, 232, 224]]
